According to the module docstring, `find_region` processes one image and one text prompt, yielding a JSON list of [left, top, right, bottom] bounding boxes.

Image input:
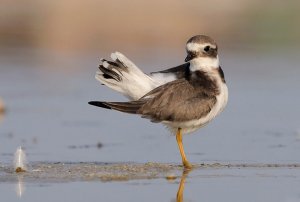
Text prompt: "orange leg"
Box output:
[[176, 128, 192, 169]]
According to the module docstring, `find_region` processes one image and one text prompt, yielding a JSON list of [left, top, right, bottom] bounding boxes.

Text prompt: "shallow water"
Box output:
[[1, 162, 300, 202], [0, 50, 300, 201]]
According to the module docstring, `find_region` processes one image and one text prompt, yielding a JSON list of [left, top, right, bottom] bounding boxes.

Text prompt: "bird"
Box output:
[[89, 35, 228, 169]]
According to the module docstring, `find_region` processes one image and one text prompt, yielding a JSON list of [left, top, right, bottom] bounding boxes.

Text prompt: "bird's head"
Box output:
[[185, 35, 219, 68]]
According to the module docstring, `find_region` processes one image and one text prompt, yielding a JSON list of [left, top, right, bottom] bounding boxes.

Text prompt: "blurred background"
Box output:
[[1, 0, 300, 59]]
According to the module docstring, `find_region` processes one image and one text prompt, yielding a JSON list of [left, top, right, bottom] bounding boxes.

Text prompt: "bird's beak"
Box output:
[[185, 54, 192, 62]]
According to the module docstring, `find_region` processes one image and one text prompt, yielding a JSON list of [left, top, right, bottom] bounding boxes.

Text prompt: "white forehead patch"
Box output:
[[186, 42, 216, 52]]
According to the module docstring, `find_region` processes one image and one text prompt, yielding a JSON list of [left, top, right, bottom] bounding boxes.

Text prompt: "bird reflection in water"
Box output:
[[174, 168, 192, 202]]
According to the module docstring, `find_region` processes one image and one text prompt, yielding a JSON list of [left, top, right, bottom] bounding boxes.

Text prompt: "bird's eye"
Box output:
[[204, 46, 210, 52]]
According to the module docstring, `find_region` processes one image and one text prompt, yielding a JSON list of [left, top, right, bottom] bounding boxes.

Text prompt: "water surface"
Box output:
[[0, 50, 300, 201]]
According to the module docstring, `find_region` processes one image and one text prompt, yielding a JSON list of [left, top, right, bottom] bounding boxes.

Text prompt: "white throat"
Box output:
[[189, 56, 219, 72]]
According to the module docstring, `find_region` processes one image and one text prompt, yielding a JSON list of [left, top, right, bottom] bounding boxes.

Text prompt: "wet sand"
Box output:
[[1, 162, 300, 182]]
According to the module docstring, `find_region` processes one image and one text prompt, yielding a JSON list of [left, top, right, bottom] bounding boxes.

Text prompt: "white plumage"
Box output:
[[95, 52, 177, 100], [96, 52, 155, 100]]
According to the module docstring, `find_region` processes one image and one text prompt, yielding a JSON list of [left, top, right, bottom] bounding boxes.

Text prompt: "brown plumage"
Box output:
[[89, 69, 219, 123]]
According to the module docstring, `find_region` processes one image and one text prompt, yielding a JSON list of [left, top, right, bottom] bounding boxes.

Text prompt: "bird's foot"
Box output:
[[183, 160, 193, 170]]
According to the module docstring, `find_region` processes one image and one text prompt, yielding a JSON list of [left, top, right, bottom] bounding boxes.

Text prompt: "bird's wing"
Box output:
[[95, 52, 158, 100], [138, 79, 218, 123], [149, 63, 190, 84], [89, 78, 217, 122]]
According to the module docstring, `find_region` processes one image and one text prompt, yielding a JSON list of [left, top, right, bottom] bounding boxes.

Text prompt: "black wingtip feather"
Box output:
[[88, 101, 112, 109]]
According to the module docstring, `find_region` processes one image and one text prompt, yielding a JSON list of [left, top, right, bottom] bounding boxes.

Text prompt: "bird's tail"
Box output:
[[95, 52, 158, 100]]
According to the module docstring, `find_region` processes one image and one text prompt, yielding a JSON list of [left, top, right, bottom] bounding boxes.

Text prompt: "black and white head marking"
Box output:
[[185, 35, 220, 71], [185, 35, 218, 62]]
